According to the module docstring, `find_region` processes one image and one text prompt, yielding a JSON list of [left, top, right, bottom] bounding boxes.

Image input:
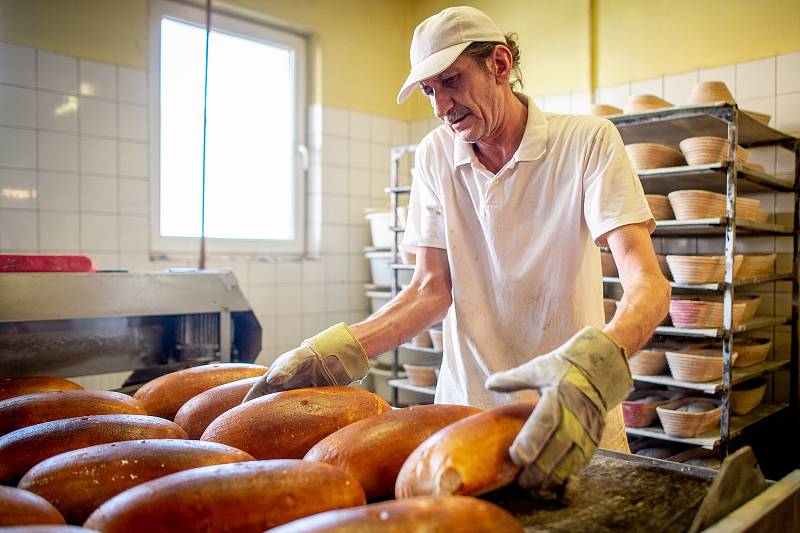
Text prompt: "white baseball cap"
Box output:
[[397, 6, 506, 104]]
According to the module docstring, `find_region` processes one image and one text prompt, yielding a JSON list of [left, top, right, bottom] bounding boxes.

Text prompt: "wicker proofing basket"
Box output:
[[667, 190, 762, 221], [732, 378, 767, 415], [604, 298, 618, 324], [686, 81, 735, 105], [403, 364, 438, 387], [733, 338, 773, 367], [590, 104, 622, 117], [622, 389, 684, 427], [666, 255, 744, 284], [601, 251, 618, 277], [428, 328, 443, 352], [669, 299, 747, 328], [623, 94, 673, 114], [666, 349, 738, 382], [738, 253, 777, 278], [625, 143, 686, 170], [645, 194, 675, 220], [629, 340, 685, 375], [656, 397, 722, 438], [738, 295, 762, 321], [678, 136, 749, 166]]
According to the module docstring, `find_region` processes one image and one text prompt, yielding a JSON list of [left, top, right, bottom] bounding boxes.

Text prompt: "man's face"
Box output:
[[419, 54, 501, 144]]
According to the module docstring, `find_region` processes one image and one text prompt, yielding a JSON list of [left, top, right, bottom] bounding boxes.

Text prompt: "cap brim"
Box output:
[[397, 41, 472, 104]]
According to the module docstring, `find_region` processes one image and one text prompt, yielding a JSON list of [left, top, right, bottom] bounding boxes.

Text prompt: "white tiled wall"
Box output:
[[0, 41, 413, 372]]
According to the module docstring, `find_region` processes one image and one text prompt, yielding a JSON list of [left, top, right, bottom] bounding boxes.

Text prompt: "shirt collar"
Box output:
[[452, 93, 548, 168]]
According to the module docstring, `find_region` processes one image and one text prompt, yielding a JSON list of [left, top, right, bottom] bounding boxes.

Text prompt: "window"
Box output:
[[150, 0, 306, 254]]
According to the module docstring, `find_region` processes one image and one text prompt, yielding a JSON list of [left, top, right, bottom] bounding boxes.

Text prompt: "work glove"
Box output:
[[485, 326, 632, 499], [243, 323, 370, 402]]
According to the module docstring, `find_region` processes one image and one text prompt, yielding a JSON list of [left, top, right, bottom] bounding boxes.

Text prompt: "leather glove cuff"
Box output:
[[304, 323, 370, 385], [560, 326, 632, 411]]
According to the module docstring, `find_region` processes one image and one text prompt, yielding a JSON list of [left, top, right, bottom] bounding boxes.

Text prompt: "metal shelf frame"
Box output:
[[388, 144, 418, 406], [609, 103, 799, 457]]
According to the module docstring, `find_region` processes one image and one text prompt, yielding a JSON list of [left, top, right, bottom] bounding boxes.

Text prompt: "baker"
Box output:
[[245, 6, 670, 497]]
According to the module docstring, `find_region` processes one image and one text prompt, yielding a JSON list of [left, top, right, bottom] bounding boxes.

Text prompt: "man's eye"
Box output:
[[421, 85, 434, 96], [443, 75, 458, 86]]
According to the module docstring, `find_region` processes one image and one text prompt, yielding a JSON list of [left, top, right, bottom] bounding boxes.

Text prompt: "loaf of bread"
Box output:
[[83, 459, 366, 532], [19, 439, 254, 524], [133, 363, 267, 420], [269, 495, 523, 533], [173, 377, 260, 439], [0, 390, 147, 437], [0, 527, 99, 532], [304, 404, 481, 499], [0, 414, 188, 485], [0, 377, 83, 402], [202, 387, 391, 459], [395, 402, 536, 498], [0, 486, 65, 526]]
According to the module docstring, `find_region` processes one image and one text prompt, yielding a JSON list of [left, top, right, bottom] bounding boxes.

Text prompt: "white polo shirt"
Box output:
[[402, 96, 654, 409]]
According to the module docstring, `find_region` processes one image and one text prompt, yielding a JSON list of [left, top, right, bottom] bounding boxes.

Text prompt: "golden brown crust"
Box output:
[[133, 363, 268, 420], [173, 377, 260, 439], [83, 459, 366, 532], [395, 402, 536, 499], [201, 387, 391, 459], [0, 377, 83, 402], [18, 439, 254, 525], [0, 486, 65, 527], [269, 495, 524, 533], [304, 404, 481, 500], [0, 391, 147, 437], [2, 525, 97, 533], [0, 414, 188, 485]]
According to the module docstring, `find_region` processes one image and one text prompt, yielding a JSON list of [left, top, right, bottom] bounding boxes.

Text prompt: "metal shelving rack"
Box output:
[[608, 103, 800, 456], [386, 144, 443, 406]]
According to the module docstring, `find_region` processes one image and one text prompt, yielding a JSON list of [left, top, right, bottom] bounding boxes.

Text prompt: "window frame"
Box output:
[[149, 0, 307, 255]]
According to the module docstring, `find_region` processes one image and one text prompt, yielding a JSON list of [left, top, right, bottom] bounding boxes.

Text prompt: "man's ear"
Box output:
[[489, 45, 513, 85]]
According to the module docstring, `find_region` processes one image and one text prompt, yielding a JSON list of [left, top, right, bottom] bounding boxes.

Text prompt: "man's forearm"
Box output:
[[349, 279, 452, 357], [603, 274, 671, 357]]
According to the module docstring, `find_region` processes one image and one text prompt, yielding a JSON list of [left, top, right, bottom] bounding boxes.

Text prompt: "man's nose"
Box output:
[[432, 90, 453, 120]]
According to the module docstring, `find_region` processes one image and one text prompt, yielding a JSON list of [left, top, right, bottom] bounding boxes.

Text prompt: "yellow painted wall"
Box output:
[[1, 0, 799, 120], [595, 0, 800, 88], [402, 0, 590, 120], [0, 0, 148, 68]]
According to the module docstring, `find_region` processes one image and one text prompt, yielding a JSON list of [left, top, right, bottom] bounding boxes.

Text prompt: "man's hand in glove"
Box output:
[[243, 323, 370, 402], [485, 326, 632, 498]]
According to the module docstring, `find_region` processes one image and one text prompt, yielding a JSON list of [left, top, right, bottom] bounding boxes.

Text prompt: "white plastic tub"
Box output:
[[366, 290, 392, 314], [365, 251, 412, 288], [365, 212, 394, 249]]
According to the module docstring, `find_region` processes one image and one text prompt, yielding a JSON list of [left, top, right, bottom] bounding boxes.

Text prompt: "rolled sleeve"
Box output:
[[583, 121, 655, 247], [401, 144, 447, 253]]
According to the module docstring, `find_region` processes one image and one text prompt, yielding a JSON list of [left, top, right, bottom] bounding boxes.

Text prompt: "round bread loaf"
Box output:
[[173, 377, 260, 439], [0, 377, 83, 402], [305, 404, 481, 499], [269, 495, 524, 532], [201, 386, 391, 459], [395, 402, 536, 498], [2, 525, 97, 533], [0, 391, 146, 437], [19, 439, 254, 524], [133, 363, 267, 420], [0, 486, 65, 526], [0, 414, 187, 485], [0, 525, 97, 533], [83, 460, 366, 532]]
